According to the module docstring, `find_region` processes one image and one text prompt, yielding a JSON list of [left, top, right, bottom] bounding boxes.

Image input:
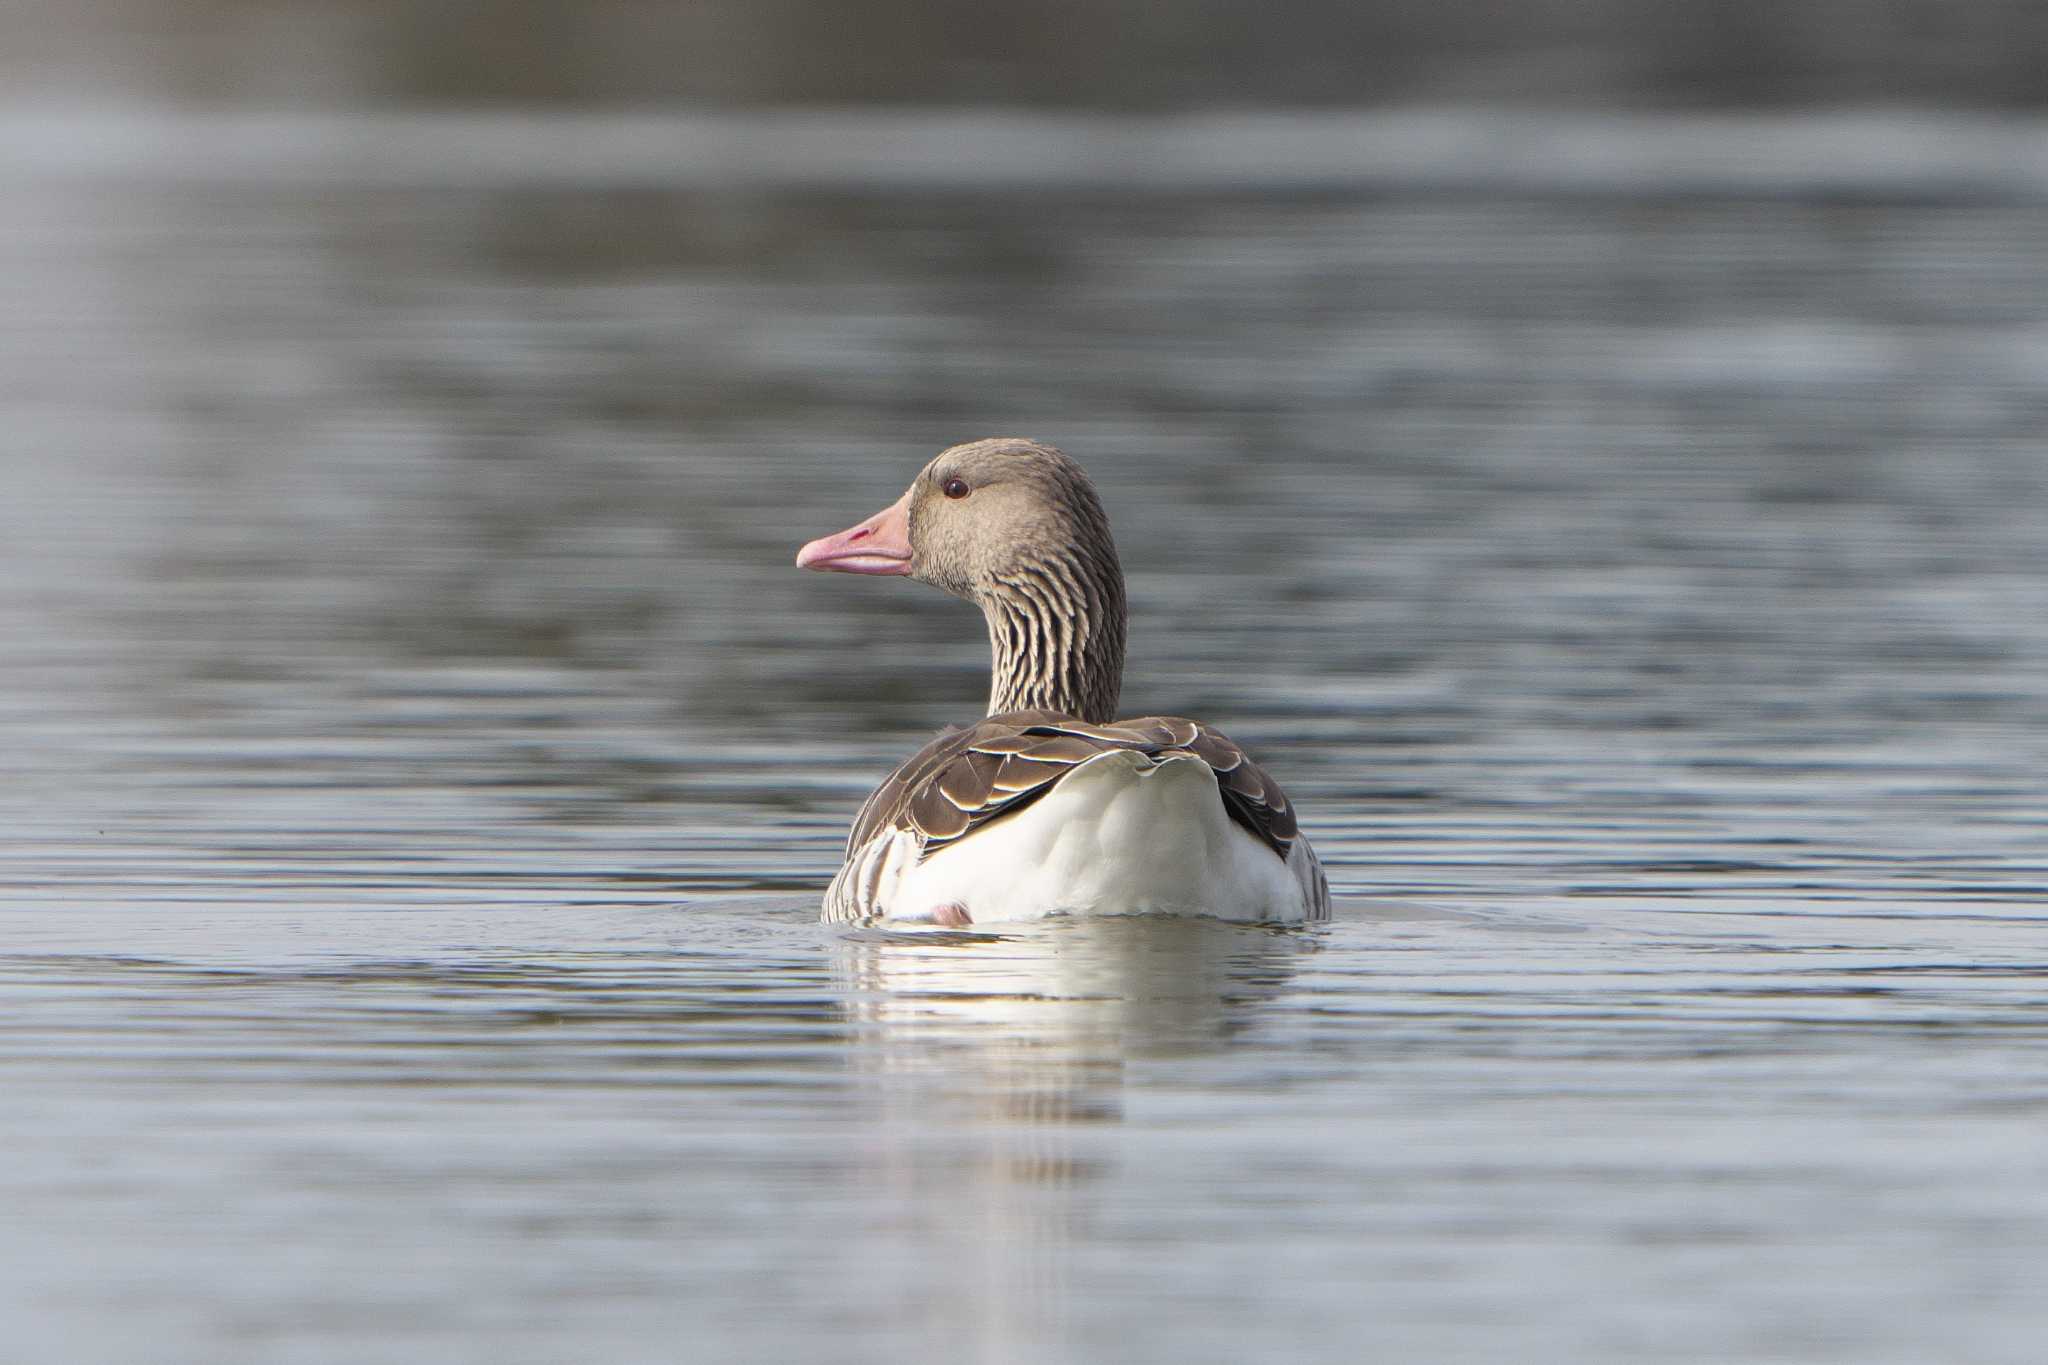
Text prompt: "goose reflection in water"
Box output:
[[830, 916, 1318, 1356]]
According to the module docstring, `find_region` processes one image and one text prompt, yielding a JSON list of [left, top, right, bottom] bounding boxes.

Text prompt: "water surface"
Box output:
[[5, 112, 2048, 1363]]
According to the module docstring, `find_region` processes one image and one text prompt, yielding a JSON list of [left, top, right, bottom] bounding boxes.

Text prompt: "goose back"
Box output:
[[846, 709, 1305, 865]]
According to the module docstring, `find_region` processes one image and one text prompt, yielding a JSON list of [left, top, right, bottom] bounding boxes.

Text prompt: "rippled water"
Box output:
[[6, 114, 2048, 1363]]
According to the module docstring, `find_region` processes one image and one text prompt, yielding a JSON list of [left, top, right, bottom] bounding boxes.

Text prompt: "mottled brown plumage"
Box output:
[[846, 709, 1302, 868]]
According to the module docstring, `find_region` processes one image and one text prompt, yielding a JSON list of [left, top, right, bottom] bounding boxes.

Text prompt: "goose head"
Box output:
[[796, 437, 1129, 722], [796, 438, 1110, 596]]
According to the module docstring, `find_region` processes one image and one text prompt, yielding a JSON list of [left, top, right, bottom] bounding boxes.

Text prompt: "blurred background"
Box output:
[[6, 4, 2048, 1364], [13, 0, 2048, 106]]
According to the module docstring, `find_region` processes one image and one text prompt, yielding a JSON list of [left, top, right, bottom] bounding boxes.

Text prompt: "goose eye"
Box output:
[[942, 477, 970, 500]]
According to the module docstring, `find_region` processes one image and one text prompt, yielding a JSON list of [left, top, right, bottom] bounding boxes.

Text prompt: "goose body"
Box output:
[[822, 712, 1329, 923], [799, 439, 1329, 926]]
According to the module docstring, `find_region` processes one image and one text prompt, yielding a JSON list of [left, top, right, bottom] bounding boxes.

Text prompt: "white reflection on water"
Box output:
[[833, 918, 1305, 1357]]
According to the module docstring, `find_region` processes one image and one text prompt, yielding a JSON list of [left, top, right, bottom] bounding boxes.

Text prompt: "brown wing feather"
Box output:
[[936, 749, 1002, 810], [991, 755, 1071, 793], [844, 710, 1305, 864], [843, 723, 981, 856], [1166, 722, 1299, 859], [1012, 734, 1103, 765], [910, 781, 973, 842]]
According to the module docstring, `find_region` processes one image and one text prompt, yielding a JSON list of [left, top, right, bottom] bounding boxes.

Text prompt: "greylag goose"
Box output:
[[797, 438, 1329, 926]]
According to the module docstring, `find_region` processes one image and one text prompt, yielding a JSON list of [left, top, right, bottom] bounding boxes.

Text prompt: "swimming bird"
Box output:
[[796, 438, 1328, 926]]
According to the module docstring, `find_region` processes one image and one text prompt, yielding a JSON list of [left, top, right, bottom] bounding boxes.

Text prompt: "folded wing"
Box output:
[[847, 709, 1303, 864]]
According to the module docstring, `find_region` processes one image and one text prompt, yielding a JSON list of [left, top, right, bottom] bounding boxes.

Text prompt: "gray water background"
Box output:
[[5, 111, 2048, 1362]]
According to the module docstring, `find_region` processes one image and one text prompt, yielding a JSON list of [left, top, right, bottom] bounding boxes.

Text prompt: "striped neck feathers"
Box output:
[[981, 544, 1126, 724]]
